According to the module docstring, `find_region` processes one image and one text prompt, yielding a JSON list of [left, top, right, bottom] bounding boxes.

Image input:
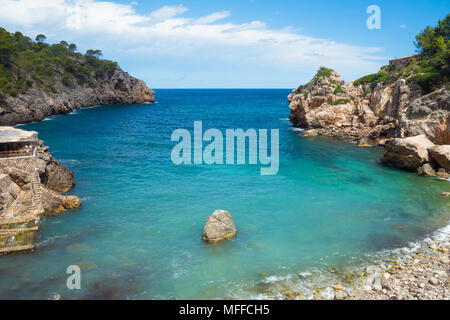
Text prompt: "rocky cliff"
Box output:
[[288, 62, 450, 178], [0, 27, 155, 126], [0, 133, 80, 223], [0, 65, 155, 126], [288, 64, 449, 146], [0, 127, 81, 254]]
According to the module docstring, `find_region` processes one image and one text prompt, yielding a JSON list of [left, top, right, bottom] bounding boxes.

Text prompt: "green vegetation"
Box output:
[[293, 84, 305, 94], [353, 72, 388, 87], [293, 67, 335, 94], [0, 27, 118, 97], [314, 67, 334, 84], [333, 85, 345, 94], [329, 99, 350, 105], [363, 87, 372, 96], [406, 14, 449, 93]]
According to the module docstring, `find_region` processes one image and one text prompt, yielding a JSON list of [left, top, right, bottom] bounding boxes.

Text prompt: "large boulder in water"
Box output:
[[203, 210, 236, 243], [381, 135, 435, 170], [428, 145, 450, 171]]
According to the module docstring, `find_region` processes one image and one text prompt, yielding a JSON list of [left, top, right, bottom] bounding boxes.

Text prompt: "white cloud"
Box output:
[[148, 5, 188, 22], [0, 0, 386, 86], [194, 11, 230, 24]]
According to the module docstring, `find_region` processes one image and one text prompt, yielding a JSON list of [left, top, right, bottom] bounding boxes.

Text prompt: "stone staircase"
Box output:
[[41, 186, 65, 202], [31, 170, 44, 215], [0, 152, 41, 255]]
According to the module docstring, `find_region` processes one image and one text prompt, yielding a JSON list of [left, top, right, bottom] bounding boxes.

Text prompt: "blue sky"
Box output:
[[0, 0, 448, 88]]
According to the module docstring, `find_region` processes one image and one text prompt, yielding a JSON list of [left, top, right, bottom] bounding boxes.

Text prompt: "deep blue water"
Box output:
[[1, 89, 448, 299]]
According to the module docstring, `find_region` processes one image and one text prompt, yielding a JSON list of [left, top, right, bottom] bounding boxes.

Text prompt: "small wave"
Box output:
[[35, 234, 71, 248], [290, 127, 304, 132], [81, 105, 101, 110], [60, 159, 81, 167], [264, 274, 294, 283], [229, 221, 450, 300], [279, 118, 289, 121]]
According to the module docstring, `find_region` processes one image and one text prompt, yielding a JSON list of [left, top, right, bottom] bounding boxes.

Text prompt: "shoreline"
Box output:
[[254, 211, 449, 300]]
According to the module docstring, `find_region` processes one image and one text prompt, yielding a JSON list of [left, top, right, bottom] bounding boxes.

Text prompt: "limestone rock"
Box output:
[[0, 129, 81, 222], [303, 129, 319, 136], [0, 66, 155, 127], [436, 168, 450, 180], [288, 63, 449, 145], [332, 283, 344, 291], [381, 135, 435, 170], [62, 196, 82, 209], [428, 145, 450, 171], [417, 163, 435, 176], [36, 144, 75, 192], [203, 210, 236, 243]]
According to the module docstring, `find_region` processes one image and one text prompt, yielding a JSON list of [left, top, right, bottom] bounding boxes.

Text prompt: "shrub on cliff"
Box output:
[[313, 67, 334, 84], [353, 72, 388, 87], [333, 85, 345, 94], [0, 27, 119, 97], [407, 14, 449, 93]]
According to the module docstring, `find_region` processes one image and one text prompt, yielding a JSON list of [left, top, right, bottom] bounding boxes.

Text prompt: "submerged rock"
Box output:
[[381, 135, 435, 170], [203, 210, 237, 243], [436, 168, 450, 180]]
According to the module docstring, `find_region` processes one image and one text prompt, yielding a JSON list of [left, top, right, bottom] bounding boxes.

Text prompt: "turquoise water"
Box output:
[[1, 89, 449, 299]]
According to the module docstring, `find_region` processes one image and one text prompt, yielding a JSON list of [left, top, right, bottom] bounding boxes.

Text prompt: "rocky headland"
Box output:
[[288, 60, 450, 179], [0, 27, 155, 127], [0, 65, 154, 126], [288, 62, 449, 146]]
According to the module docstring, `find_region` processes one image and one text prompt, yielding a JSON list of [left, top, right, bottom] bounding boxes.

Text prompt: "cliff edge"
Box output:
[[288, 15, 449, 146], [287, 64, 449, 145], [0, 27, 155, 126]]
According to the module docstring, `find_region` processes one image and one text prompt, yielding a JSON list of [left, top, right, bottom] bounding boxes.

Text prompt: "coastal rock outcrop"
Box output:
[[288, 60, 448, 146], [0, 127, 80, 254], [428, 145, 450, 171], [417, 163, 436, 176], [0, 66, 155, 127], [203, 210, 237, 243], [381, 135, 435, 170]]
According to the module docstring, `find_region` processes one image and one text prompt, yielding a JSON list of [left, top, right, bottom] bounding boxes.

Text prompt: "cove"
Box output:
[[0, 89, 448, 300]]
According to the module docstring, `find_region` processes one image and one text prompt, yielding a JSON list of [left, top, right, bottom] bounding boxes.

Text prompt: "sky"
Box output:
[[0, 0, 448, 88]]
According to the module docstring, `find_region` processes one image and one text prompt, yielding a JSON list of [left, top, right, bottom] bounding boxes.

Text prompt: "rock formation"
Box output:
[[0, 66, 155, 126], [203, 210, 237, 243], [288, 63, 449, 146], [288, 59, 449, 177], [0, 127, 81, 254], [381, 135, 435, 170], [428, 145, 450, 171]]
